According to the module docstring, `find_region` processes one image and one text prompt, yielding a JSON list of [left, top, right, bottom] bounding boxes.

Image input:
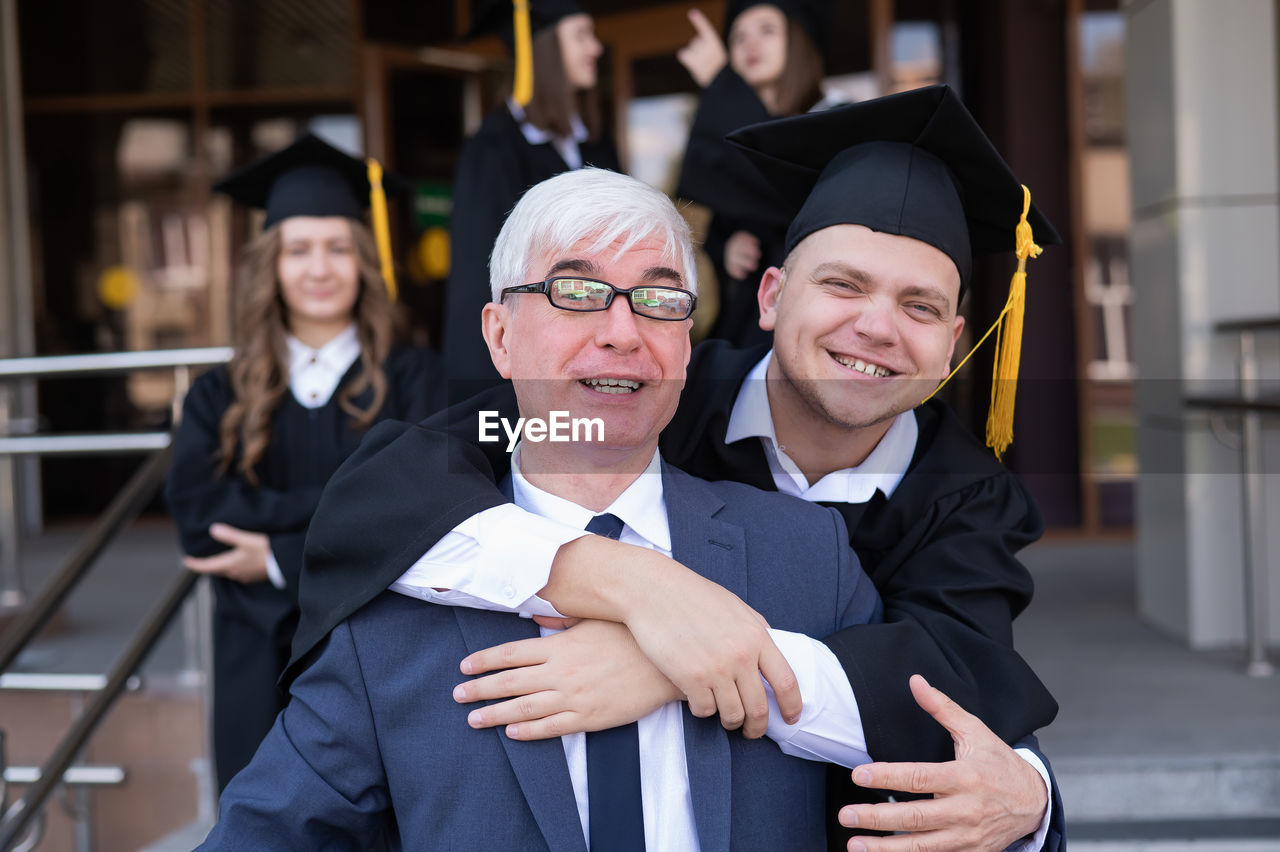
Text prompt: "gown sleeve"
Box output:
[[676, 67, 789, 230], [443, 121, 526, 386], [267, 530, 309, 592], [383, 344, 446, 423], [164, 370, 322, 559]]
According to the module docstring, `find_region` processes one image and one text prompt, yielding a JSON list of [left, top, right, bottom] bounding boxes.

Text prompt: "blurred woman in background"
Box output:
[[677, 1, 831, 347], [164, 133, 439, 792]]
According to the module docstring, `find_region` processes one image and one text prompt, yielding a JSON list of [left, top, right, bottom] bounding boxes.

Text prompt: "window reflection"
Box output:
[[1078, 10, 1135, 520]]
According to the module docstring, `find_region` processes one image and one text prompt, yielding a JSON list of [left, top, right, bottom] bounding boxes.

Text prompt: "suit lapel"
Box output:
[[663, 463, 747, 600], [663, 463, 740, 851], [453, 608, 588, 852]]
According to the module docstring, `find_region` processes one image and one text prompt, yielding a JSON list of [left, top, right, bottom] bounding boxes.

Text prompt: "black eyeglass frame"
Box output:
[[500, 276, 697, 321]]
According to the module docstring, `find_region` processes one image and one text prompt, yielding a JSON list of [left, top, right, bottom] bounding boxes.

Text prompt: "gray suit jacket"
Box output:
[[200, 461, 882, 850]]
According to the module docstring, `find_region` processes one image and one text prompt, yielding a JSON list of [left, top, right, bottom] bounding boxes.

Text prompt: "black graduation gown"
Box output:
[[676, 67, 793, 348], [164, 344, 441, 792], [291, 340, 1057, 756], [443, 105, 620, 389]]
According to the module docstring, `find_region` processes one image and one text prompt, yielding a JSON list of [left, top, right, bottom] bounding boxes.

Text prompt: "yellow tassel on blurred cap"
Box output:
[[366, 157, 397, 302], [920, 185, 1042, 460], [512, 0, 534, 107]]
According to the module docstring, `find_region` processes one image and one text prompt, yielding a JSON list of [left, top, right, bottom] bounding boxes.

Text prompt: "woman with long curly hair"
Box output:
[[676, 0, 835, 348], [164, 133, 440, 793], [443, 0, 620, 388]]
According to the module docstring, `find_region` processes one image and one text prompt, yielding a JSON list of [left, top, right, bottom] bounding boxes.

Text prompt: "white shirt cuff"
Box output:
[[265, 550, 286, 590], [1005, 747, 1053, 852], [390, 504, 584, 616], [761, 629, 871, 769]]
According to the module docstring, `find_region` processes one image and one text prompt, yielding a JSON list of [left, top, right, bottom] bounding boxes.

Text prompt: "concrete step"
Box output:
[[1071, 818, 1280, 851], [1055, 752, 1280, 824], [1074, 842, 1280, 852]]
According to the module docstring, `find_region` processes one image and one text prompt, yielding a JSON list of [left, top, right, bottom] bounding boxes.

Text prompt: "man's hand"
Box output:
[[622, 564, 798, 737], [182, 523, 271, 584], [540, 535, 802, 738], [839, 675, 1049, 852], [724, 230, 762, 279], [676, 8, 727, 87], [453, 619, 681, 739]]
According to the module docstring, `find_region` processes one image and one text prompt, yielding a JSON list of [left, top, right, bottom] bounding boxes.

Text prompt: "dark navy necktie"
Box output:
[[583, 513, 646, 851]]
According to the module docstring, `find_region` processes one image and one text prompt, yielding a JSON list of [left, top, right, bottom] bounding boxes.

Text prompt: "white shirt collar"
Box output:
[[510, 445, 671, 553], [507, 99, 588, 170], [285, 324, 360, 408], [287, 323, 359, 374], [724, 350, 918, 503]]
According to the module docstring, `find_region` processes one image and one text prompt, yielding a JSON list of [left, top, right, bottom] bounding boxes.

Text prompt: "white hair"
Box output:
[[489, 168, 698, 301]]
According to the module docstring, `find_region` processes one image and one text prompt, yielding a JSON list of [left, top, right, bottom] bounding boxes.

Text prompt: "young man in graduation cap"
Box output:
[[290, 85, 1064, 851]]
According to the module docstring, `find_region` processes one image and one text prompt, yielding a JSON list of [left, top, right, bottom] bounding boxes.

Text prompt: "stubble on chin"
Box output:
[[774, 357, 907, 433]]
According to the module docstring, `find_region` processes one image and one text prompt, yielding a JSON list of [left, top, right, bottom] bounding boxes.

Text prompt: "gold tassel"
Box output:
[[920, 185, 1042, 460], [985, 186, 1041, 459], [512, 0, 534, 107], [366, 157, 397, 302]]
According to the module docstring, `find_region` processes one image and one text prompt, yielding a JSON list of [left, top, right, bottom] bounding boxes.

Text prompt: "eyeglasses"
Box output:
[[500, 277, 697, 321]]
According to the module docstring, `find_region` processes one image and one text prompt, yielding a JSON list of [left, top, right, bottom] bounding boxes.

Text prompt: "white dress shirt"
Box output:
[[263, 326, 360, 589], [392, 351, 1054, 850]]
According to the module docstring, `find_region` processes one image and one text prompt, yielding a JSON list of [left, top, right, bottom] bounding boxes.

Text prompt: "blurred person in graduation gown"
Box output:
[[164, 133, 442, 793], [444, 0, 620, 390], [676, 0, 835, 348]]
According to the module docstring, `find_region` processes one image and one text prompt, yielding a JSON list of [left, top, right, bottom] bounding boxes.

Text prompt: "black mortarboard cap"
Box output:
[[726, 84, 1060, 291], [725, 0, 829, 54], [213, 132, 408, 230], [467, 0, 585, 51]]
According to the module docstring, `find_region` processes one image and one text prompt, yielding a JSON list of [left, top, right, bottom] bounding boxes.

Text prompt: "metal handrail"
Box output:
[[0, 433, 172, 456], [0, 347, 232, 381], [0, 349, 230, 850], [0, 569, 198, 849], [3, 767, 125, 786], [0, 674, 111, 691], [0, 444, 173, 673], [1183, 320, 1277, 677], [0, 347, 229, 607]]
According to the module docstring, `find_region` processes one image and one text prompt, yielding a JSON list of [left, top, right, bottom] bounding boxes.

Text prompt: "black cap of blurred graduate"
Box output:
[[726, 84, 1060, 294], [467, 0, 584, 49], [212, 132, 409, 230], [466, 0, 586, 107], [724, 0, 830, 54]]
